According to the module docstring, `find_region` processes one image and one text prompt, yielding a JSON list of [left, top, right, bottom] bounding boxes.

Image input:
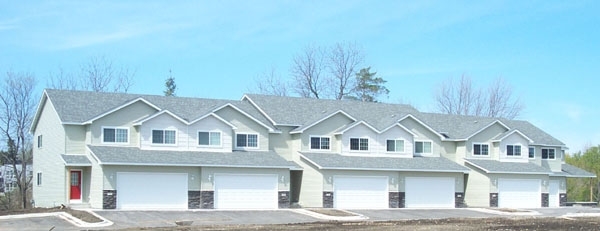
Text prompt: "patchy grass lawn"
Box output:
[[0, 206, 103, 223]]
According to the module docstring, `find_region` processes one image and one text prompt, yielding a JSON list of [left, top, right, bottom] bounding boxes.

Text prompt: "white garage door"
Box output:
[[333, 176, 388, 209], [214, 174, 278, 209], [117, 172, 188, 209], [549, 180, 560, 208], [498, 179, 541, 208], [405, 177, 455, 208]]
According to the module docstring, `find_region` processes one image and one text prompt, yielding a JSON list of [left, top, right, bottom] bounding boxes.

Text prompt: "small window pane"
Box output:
[[387, 140, 395, 152], [423, 142, 432, 153], [104, 128, 115, 142], [529, 147, 535, 158], [152, 130, 164, 144], [350, 138, 359, 150], [311, 137, 320, 149], [321, 137, 330, 149], [247, 134, 258, 147], [415, 142, 423, 153], [210, 132, 220, 146], [199, 132, 209, 145], [236, 134, 247, 147], [116, 129, 128, 143], [165, 130, 176, 144], [359, 138, 368, 150]]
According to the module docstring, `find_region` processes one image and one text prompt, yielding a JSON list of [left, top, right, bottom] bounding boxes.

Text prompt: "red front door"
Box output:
[[70, 170, 81, 200]]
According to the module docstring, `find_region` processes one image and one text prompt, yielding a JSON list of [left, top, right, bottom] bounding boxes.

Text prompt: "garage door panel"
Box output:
[[117, 172, 188, 210], [405, 177, 455, 208], [214, 174, 278, 209], [498, 179, 541, 208], [334, 176, 388, 209]]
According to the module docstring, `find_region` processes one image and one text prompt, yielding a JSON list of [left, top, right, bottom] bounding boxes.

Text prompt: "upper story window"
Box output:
[[529, 147, 535, 159], [103, 127, 128, 144], [506, 145, 521, 156], [236, 133, 258, 148], [386, 139, 405, 152], [473, 143, 489, 156], [37, 135, 42, 148], [415, 141, 432, 154], [152, 129, 176, 144], [542, 148, 556, 159], [310, 136, 330, 150], [350, 138, 369, 151], [199, 131, 221, 146]]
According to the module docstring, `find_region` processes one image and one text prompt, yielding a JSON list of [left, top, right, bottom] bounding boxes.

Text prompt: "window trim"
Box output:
[[37, 135, 42, 148], [151, 129, 177, 145], [101, 126, 130, 144], [235, 133, 259, 149], [36, 172, 42, 186], [309, 136, 331, 151], [528, 147, 535, 159], [506, 144, 522, 157], [349, 137, 369, 151], [472, 143, 490, 156], [414, 140, 433, 155], [386, 139, 406, 153], [198, 130, 222, 147], [541, 148, 556, 160]]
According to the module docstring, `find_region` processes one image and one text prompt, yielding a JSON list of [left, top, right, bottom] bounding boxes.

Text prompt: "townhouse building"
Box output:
[[31, 89, 595, 209]]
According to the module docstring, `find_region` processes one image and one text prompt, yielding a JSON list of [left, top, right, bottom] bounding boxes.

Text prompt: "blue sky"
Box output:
[[1, 1, 599, 153]]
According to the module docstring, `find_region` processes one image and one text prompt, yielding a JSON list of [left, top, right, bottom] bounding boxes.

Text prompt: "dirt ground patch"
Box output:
[[0, 207, 103, 223], [107, 217, 600, 231]]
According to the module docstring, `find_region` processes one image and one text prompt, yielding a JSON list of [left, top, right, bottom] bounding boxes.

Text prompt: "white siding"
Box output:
[[32, 99, 68, 208], [464, 166, 491, 207], [341, 124, 378, 154], [214, 106, 269, 151], [200, 167, 289, 192], [399, 117, 442, 157], [301, 113, 353, 153], [377, 126, 414, 157]]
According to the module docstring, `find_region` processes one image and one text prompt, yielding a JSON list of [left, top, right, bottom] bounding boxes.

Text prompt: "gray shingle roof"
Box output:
[[60, 154, 92, 166], [45, 89, 274, 131], [502, 120, 565, 146], [244, 94, 418, 130], [300, 152, 469, 173], [561, 163, 596, 178], [465, 159, 551, 174], [87, 145, 300, 169]]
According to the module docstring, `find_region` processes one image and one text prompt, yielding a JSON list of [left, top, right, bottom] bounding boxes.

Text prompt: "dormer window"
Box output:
[[103, 127, 128, 144], [236, 133, 258, 148], [506, 145, 521, 156], [152, 129, 176, 144], [350, 138, 368, 151], [386, 139, 405, 152], [199, 131, 221, 146], [542, 148, 555, 159], [415, 141, 432, 154], [310, 136, 330, 150], [473, 143, 489, 156]]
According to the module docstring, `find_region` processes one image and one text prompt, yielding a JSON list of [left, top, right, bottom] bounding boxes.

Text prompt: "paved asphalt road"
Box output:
[[1, 207, 599, 230]]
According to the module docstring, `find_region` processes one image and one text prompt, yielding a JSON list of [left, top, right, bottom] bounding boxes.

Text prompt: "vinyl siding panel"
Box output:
[[341, 124, 378, 154], [32, 99, 68, 208], [377, 126, 414, 157], [90, 101, 157, 147], [322, 170, 398, 192], [499, 133, 529, 162], [103, 166, 201, 190], [399, 172, 464, 193], [65, 125, 87, 154], [88, 152, 104, 208], [468, 123, 506, 159], [489, 173, 549, 193], [399, 117, 442, 157], [464, 166, 491, 207], [215, 106, 269, 151], [270, 126, 295, 161], [296, 159, 324, 207]]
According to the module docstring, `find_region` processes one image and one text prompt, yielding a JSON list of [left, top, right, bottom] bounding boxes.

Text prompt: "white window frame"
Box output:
[[528, 147, 535, 159], [235, 133, 259, 149], [151, 129, 177, 145], [473, 143, 489, 156], [101, 126, 130, 144], [198, 131, 222, 147], [37, 135, 42, 148], [414, 140, 433, 155], [36, 172, 42, 186], [310, 136, 331, 151], [349, 137, 369, 151], [541, 148, 556, 160], [386, 139, 405, 153], [506, 144, 522, 156]]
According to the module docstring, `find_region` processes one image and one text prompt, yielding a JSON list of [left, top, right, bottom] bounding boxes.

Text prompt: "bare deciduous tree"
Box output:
[[0, 71, 36, 209], [291, 45, 325, 98], [327, 42, 364, 100], [48, 55, 135, 92], [253, 66, 289, 96], [435, 75, 523, 119]]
